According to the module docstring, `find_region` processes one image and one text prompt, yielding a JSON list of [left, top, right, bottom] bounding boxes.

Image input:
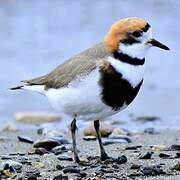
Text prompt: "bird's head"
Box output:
[[105, 17, 169, 59]]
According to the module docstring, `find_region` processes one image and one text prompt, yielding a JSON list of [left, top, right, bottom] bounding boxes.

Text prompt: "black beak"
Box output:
[[148, 39, 170, 50]]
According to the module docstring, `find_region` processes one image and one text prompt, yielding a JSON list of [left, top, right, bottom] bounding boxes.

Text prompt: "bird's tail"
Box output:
[[10, 83, 46, 95], [10, 85, 24, 90]]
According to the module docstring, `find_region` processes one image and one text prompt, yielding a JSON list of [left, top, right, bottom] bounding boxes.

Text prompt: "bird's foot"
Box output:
[[100, 152, 110, 161]]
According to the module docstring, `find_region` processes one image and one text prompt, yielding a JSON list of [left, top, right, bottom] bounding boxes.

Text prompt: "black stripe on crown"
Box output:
[[142, 23, 150, 32], [113, 51, 145, 66]]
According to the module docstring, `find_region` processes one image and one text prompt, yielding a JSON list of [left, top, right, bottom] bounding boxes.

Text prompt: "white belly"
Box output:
[[46, 69, 123, 121]]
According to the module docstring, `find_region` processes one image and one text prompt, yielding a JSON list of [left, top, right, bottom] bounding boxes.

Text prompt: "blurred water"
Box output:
[[0, 0, 180, 130]]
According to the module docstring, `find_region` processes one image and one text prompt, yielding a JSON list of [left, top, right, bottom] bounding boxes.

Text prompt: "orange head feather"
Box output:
[[105, 17, 148, 53]]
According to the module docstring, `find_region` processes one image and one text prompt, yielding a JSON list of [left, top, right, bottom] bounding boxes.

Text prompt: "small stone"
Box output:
[[14, 112, 61, 124], [43, 129, 64, 138], [141, 165, 165, 176], [57, 155, 73, 161], [18, 157, 29, 164], [63, 167, 81, 174], [2, 169, 17, 178], [50, 136, 69, 145], [18, 136, 34, 144], [28, 147, 49, 155], [100, 168, 114, 173], [109, 127, 130, 137], [173, 163, 180, 171], [125, 145, 142, 150], [151, 145, 166, 152], [34, 162, 45, 168], [176, 152, 180, 158], [117, 155, 127, 164], [0, 160, 22, 171], [83, 136, 96, 141], [130, 164, 141, 169], [108, 135, 132, 143], [169, 144, 180, 151], [83, 123, 113, 137], [2, 121, 18, 132], [51, 145, 69, 155], [56, 164, 64, 170], [103, 139, 128, 146], [159, 153, 170, 158], [112, 164, 119, 169], [25, 169, 40, 178], [144, 128, 159, 134], [104, 157, 117, 164], [27, 175, 38, 180], [136, 116, 160, 123], [139, 152, 153, 159], [1, 156, 12, 160], [53, 174, 68, 180], [33, 137, 69, 151]]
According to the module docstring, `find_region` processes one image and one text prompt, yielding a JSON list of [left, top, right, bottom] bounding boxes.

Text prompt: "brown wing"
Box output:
[[23, 42, 109, 89]]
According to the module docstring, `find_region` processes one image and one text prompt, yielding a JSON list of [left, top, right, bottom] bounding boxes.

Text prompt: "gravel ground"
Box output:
[[0, 129, 180, 179]]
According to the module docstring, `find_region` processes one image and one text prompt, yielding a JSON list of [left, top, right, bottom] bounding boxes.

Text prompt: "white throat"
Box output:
[[119, 43, 149, 59], [119, 28, 153, 59]]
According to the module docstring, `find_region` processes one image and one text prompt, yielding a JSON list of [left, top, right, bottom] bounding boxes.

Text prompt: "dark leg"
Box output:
[[70, 117, 80, 163], [94, 120, 109, 160]]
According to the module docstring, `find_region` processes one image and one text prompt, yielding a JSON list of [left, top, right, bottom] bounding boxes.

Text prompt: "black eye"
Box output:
[[132, 31, 142, 38]]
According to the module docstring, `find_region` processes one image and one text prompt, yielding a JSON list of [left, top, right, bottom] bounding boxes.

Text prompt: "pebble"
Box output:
[[103, 139, 129, 146], [63, 167, 81, 174], [51, 145, 69, 155], [27, 176, 38, 180], [57, 155, 73, 161], [169, 144, 180, 151], [112, 164, 119, 169], [43, 129, 65, 138], [17, 136, 34, 144], [1, 156, 12, 160], [176, 152, 180, 158], [141, 165, 165, 176], [56, 164, 64, 170], [130, 164, 141, 169], [53, 174, 69, 180], [110, 127, 130, 136], [151, 145, 166, 152], [135, 116, 160, 123], [117, 155, 128, 164], [83, 123, 113, 137], [125, 145, 142, 150], [108, 135, 132, 143], [0, 160, 22, 171], [159, 153, 171, 158], [28, 147, 49, 155], [100, 168, 114, 173], [18, 157, 30, 164], [139, 152, 153, 159], [33, 136, 69, 151], [144, 128, 159, 135], [25, 169, 41, 178], [83, 136, 96, 141], [14, 112, 61, 124], [173, 163, 180, 171]]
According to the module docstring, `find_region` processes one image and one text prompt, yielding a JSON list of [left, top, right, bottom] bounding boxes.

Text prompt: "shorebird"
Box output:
[[11, 17, 169, 164]]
